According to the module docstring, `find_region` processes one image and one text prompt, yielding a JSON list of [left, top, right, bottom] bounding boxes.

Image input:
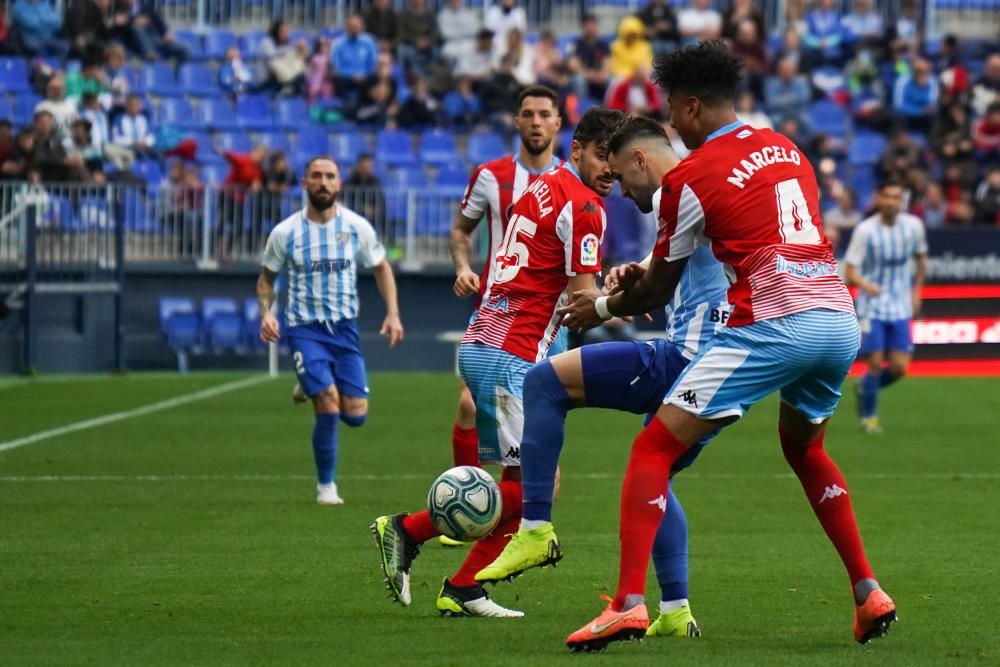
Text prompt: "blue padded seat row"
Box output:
[[808, 99, 851, 138], [178, 63, 223, 98], [159, 297, 201, 351], [202, 297, 243, 350], [419, 129, 458, 167], [466, 131, 506, 165], [204, 30, 238, 60], [848, 131, 888, 166], [374, 128, 418, 168], [0, 57, 31, 94]]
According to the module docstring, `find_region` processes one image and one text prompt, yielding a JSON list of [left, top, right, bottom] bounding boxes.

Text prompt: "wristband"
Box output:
[[594, 296, 613, 321]]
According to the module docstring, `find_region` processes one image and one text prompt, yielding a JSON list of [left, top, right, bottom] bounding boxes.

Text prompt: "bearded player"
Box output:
[[371, 107, 623, 618]]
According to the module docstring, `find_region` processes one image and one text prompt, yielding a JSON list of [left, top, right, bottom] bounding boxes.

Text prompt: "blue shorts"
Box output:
[[285, 320, 369, 399], [664, 310, 860, 425], [580, 339, 710, 473], [458, 343, 533, 467], [859, 318, 913, 355]]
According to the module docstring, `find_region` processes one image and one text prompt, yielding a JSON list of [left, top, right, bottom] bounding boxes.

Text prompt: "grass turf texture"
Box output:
[[1, 372, 998, 666]]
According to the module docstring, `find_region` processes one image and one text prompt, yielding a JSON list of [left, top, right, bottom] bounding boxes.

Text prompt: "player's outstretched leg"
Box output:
[[370, 512, 432, 607], [440, 385, 479, 548], [647, 488, 701, 638]]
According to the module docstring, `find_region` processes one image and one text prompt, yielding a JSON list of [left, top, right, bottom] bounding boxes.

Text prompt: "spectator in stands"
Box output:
[[730, 19, 767, 98], [823, 187, 861, 251], [606, 67, 660, 116], [777, 116, 804, 144], [783, 0, 807, 36], [610, 16, 653, 80], [112, 94, 155, 158], [893, 58, 939, 135], [532, 30, 563, 88], [442, 75, 480, 128], [914, 182, 948, 228], [636, 0, 679, 56], [260, 149, 296, 223], [104, 44, 131, 113], [363, 0, 398, 48], [80, 91, 132, 170], [0, 120, 13, 165], [879, 128, 926, 180], [974, 102, 1000, 165], [494, 27, 533, 86], [846, 38, 890, 130], [453, 28, 494, 83], [32, 110, 89, 182], [722, 0, 765, 41], [479, 53, 521, 133], [219, 45, 257, 97], [930, 100, 971, 155], [397, 77, 439, 129], [63, 118, 104, 177], [735, 89, 772, 128], [159, 159, 204, 247], [355, 76, 399, 127], [397, 0, 441, 78], [306, 38, 333, 104], [35, 74, 77, 142], [889, 0, 919, 50], [971, 55, 1000, 119], [774, 27, 814, 74], [344, 153, 386, 226], [261, 19, 306, 96], [764, 57, 811, 130], [332, 14, 379, 105], [484, 0, 526, 54], [569, 14, 609, 101], [974, 166, 1000, 225], [124, 0, 188, 64], [439, 0, 479, 62], [1, 129, 37, 181], [677, 0, 722, 43], [65, 0, 111, 62], [803, 0, 844, 66], [841, 0, 883, 48], [65, 60, 109, 105], [0, 6, 10, 55], [11, 0, 66, 57]]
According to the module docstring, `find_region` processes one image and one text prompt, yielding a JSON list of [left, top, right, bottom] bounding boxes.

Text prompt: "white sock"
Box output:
[[660, 598, 689, 614], [520, 519, 548, 531]]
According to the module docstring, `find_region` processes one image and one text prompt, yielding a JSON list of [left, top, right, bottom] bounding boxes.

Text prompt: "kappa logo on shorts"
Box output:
[[677, 389, 699, 408], [818, 484, 847, 504], [505, 446, 520, 461]]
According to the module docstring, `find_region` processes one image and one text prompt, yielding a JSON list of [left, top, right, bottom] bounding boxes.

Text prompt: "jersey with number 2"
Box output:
[[462, 165, 606, 362]]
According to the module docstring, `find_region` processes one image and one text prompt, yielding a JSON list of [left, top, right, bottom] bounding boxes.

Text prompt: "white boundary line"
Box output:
[[0, 376, 271, 454], [0, 472, 997, 482]]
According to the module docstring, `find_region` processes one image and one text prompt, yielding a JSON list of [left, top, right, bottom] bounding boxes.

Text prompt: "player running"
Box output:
[[477, 116, 731, 639], [257, 156, 404, 505], [443, 86, 564, 545], [844, 178, 927, 434], [371, 107, 623, 618], [534, 42, 894, 650]]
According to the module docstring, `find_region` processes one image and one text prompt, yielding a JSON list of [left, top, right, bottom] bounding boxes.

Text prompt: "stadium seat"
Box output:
[[375, 129, 418, 168], [204, 29, 238, 60], [435, 165, 470, 188], [414, 188, 460, 236], [388, 167, 429, 189], [173, 30, 205, 60], [178, 63, 222, 98], [78, 196, 112, 229], [202, 297, 243, 350], [240, 30, 268, 58], [289, 30, 315, 48], [848, 132, 887, 166], [275, 97, 309, 129], [850, 167, 877, 209], [199, 98, 239, 131], [45, 196, 83, 231], [132, 159, 163, 184], [244, 298, 264, 349], [0, 57, 31, 94], [155, 97, 200, 131], [140, 63, 182, 97], [235, 94, 273, 130], [121, 190, 157, 233], [419, 129, 459, 168], [332, 132, 370, 166], [558, 128, 574, 158], [466, 131, 506, 164], [13, 95, 43, 126], [256, 131, 292, 153], [216, 131, 253, 154], [159, 297, 201, 369], [294, 127, 331, 155], [201, 164, 229, 185], [809, 99, 851, 138]]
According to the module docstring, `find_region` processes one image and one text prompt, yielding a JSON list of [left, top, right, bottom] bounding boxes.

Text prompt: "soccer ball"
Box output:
[[427, 466, 502, 540]]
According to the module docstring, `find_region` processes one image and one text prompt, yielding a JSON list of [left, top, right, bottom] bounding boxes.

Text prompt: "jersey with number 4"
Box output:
[[462, 165, 606, 362], [653, 123, 854, 327], [460, 155, 563, 304]]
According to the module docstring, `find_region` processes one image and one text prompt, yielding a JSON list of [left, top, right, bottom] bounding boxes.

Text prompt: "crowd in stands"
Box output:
[[0, 0, 998, 235]]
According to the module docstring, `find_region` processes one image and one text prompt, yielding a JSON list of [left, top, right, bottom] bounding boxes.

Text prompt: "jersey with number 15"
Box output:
[[462, 165, 606, 362], [653, 123, 855, 327]]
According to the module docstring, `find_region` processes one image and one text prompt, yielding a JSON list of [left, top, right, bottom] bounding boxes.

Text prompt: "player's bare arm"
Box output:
[[450, 213, 482, 298], [912, 252, 927, 317], [373, 258, 404, 347], [844, 264, 881, 297], [256, 268, 280, 343]]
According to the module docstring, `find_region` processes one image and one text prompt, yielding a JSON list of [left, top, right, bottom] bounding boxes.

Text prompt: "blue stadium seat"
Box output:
[[375, 129, 418, 168], [235, 94, 272, 130], [78, 196, 112, 229], [387, 167, 429, 188], [0, 57, 31, 94], [202, 297, 243, 350], [243, 298, 264, 349], [466, 131, 506, 164], [199, 98, 239, 131], [13, 95, 43, 126], [289, 30, 314, 48], [435, 164, 470, 188], [204, 29, 238, 60], [240, 31, 268, 58], [45, 196, 83, 231], [419, 129, 459, 168], [256, 131, 292, 153], [173, 30, 205, 60], [275, 97, 309, 129], [178, 63, 222, 98], [159, 297, 201, 362], [808, 99, 851, 138], [155, 97, 199, 131], [121, 190, 157, 232], [132, 159, 163, 184], [201, 164, 229, 185], [216, 131, 253, 153], [295, 127, 331, 155], [0, 97, 13, 121], [558, 128, 574, 158], [140, 63, 182, 97], [414, 188, 462, 236], [332, 132, 370, 166], [850, 167, 877, 208], [848, 131, 887, 166]]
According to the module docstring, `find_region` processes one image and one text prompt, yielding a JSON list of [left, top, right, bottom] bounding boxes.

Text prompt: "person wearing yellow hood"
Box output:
[[610, 16, 653, 80]]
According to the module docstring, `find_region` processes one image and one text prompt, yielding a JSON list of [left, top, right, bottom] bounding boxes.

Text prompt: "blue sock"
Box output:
[[652, 487, 688, 603], [312, 413, 339, 485], [859, 372, 880, 418], [879, 369, 900, 388], [520, 360, 571, 522]]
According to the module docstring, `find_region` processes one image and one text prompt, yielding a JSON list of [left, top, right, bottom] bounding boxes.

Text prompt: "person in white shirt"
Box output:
[[80, 91, 134, 169], [484, 0, 526, 53], [34, 74, 77, 142], [734, 89, 773, 129], [454, 28, 495, 81], [492, 27, 534, 86], [438, 0, 480, 61], [111, 93, 156, 158], [678, 0, 722, 41]]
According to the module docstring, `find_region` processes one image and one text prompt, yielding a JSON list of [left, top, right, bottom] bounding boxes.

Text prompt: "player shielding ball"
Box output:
[[551, 42, 894, 650], [844, 179, 927, 434], [257, 156, 404, 505], [370, 107, 623, 618]]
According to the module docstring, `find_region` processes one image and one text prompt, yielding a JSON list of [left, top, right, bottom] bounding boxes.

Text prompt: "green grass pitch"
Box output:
[[1, 372, 998, 666]]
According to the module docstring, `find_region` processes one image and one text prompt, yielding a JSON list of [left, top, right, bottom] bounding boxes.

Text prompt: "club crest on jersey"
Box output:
[[335, 232, 351, 245], [580, 234, 599, 266]]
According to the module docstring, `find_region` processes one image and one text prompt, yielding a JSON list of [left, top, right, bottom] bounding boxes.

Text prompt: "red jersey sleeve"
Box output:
[[652, 166, 704, 262], [556, 195, 606, 275]]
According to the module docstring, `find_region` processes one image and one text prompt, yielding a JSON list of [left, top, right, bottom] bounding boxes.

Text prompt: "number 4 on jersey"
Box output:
[[775, 178, 821, 245]]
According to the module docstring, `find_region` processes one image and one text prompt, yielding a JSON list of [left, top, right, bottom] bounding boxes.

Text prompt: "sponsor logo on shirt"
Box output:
[[310, 258, 353, 273], [482, 295, 510, 313], [580, 233, 599, 266], [774, 254, 836, 279]]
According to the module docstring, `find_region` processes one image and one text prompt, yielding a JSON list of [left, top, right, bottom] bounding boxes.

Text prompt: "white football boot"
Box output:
[[317, 482, 344, 505]]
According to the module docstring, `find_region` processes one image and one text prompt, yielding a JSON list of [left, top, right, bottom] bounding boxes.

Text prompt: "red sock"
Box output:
[[451, 479, 522, 587], [615, 418, 688, 610], [451, 424, 479, 467], [402, 510, 440, 543], [780, 428, 875, 586]]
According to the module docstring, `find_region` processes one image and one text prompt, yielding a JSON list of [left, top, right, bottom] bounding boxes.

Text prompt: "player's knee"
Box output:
[[524, 360, 568, 406], [889, 362, 908, 379], [457, 390, 476, 421], [313, 387, 340, 413], [340, 412, 367, 428]]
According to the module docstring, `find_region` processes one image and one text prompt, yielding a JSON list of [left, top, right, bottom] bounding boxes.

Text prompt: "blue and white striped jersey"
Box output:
[[664, 244, 732, 360], [844, 213, 928, 321], [262, 206, 386, 327]]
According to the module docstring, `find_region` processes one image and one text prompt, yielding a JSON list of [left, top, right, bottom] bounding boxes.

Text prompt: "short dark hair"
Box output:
[[878, 177, 905, 191], [652, 40, 743, 106], [304, 155, 338, 174], [518, 84, 560, 110], [572, 106, 626, 148], [607, 115, 668, 155]]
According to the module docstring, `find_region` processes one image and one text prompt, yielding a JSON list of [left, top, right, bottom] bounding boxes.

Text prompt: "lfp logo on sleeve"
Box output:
[[580, 234, 599, 266]]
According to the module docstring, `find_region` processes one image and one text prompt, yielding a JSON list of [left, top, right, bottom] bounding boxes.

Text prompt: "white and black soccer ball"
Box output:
[[427, 466, 502, 540]]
